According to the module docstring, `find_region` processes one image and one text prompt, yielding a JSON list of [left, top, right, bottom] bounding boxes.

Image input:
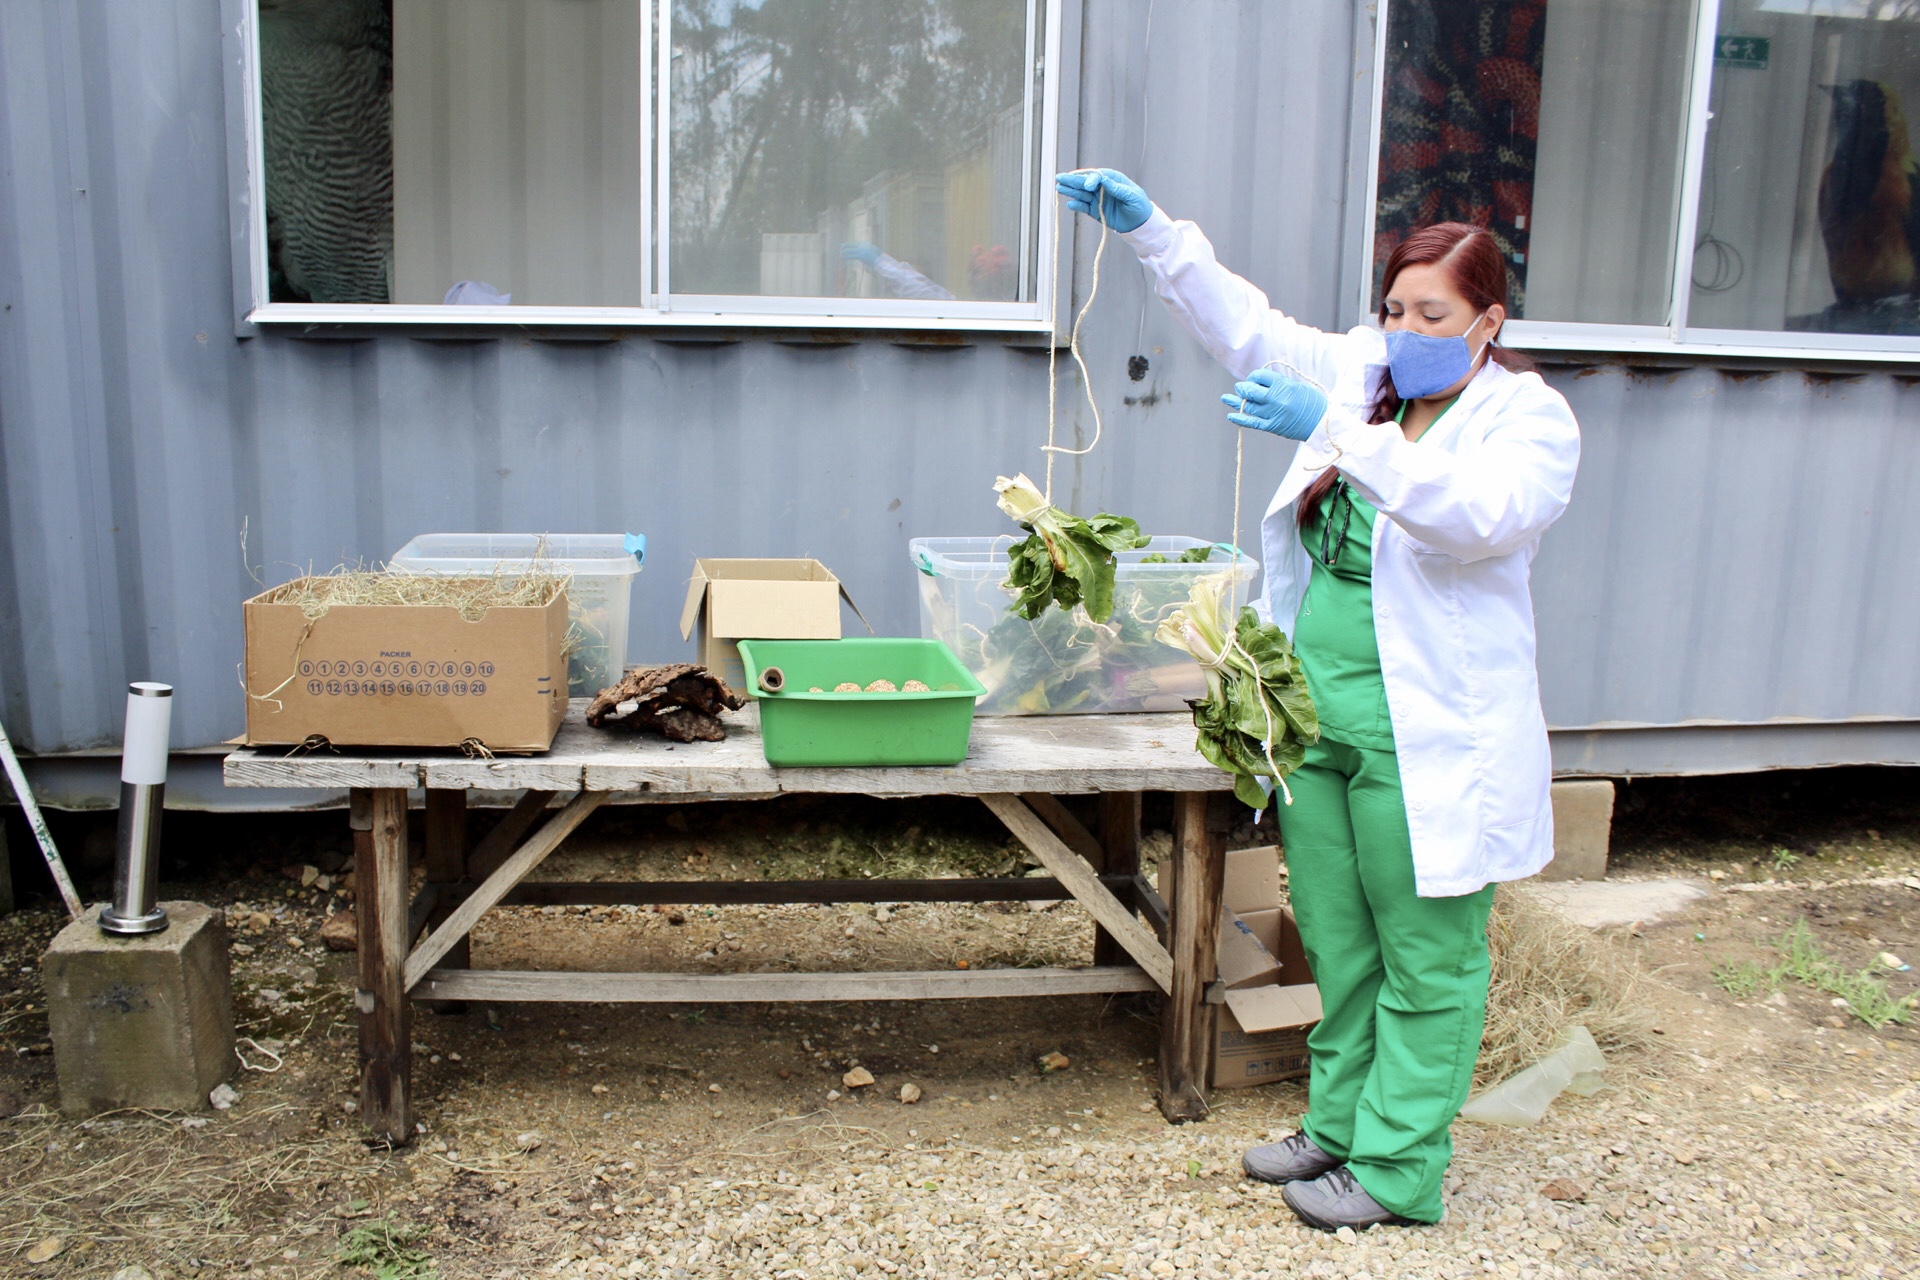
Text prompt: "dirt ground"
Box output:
[[1, 771, 1917, 1279]]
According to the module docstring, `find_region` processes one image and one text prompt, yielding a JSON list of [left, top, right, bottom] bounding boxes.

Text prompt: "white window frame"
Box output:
[[1357, 0, 1920, 363], [225, 0, 1062, 333]]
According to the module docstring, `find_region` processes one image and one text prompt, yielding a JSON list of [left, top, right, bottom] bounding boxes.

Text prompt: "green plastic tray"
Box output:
[[737, 638, 986, 767]]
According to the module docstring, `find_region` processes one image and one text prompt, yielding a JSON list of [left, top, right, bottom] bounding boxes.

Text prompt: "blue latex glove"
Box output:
[[1222, 368, 1328, 441], [1053, 168, 1152, 233], [841, 241, 882, 268]]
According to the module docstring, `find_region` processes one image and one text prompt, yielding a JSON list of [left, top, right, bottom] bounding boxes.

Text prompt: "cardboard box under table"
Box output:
[[1214, 903, 1322, 1088], [1165, 844, 1323, 1089], [679, 558, 868, 693], [241, 581, 569, 752]]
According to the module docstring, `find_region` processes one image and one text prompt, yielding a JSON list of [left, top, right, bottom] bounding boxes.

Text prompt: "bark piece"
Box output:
[[584, 665, 747, 743]]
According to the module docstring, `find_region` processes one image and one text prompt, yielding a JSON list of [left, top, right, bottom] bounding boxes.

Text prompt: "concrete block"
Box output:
[[41, 902, 235, 1114], [1538, 780, 1616, 882]]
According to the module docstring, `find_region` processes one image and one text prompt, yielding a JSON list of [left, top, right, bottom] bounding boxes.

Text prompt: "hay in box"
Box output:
[[242, 571, 571, 752]]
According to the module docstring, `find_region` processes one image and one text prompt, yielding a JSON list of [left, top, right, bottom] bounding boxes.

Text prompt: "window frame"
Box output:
[[225, 0, 1063, 333], [1356, 0, 1920, 363]]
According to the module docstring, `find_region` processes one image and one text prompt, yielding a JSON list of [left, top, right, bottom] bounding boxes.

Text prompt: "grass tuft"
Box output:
[[1711, 918, 1916, 1029], [337, 1213, 436, 1280]]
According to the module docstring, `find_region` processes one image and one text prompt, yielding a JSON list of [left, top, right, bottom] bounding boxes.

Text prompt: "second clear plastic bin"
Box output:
[[909, 535, 1259, 716], [389, 533, 645, 697]]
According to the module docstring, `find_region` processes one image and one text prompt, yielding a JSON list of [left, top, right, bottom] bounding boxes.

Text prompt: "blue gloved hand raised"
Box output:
[[1053, 168, 1152, 233], [1222, 368, 1329, 441], [841, 241, 882, 268]]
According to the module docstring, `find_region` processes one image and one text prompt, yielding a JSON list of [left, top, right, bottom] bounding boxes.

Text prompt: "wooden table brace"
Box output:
[[979, 793, 1173, 994], [403, 790, 608, 991], [415, 965, 1159, 1003]]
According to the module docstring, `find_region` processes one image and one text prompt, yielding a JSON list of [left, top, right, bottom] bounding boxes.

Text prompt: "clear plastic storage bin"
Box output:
[[909, 536, 1258, 716], [389, 533, 646, 696]]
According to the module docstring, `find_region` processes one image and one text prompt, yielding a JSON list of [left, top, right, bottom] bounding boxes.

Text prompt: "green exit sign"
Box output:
[[1715, 35, 1770, 69]]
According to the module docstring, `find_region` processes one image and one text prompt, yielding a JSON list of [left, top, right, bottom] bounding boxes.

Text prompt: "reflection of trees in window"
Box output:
[[1373, 0, 1546, 313], [260, 0, 394, 303], [671, 0, 1027, 297]]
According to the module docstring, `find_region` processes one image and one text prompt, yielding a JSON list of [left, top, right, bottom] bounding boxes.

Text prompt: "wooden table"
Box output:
[[223, 705, 1237, 1144]]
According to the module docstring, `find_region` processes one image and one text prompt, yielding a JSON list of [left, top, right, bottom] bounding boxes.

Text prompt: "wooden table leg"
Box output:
[[1158, 791, 1228, 1122], [1094, 792, 1142, 967], [357, 787, 414, 1144], [423, 789, 469, 1014]]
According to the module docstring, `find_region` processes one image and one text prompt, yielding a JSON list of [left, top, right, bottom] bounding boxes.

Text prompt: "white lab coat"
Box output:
[[1123, 208, 1581, 897]]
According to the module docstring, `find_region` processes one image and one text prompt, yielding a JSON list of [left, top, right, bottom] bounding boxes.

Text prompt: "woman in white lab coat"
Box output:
[[1057, 169, 1580, 1231]]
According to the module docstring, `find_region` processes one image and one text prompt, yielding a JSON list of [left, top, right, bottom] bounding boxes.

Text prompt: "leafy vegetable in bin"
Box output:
[[1156, 574, 1318, 810], [1140, 545, 1217, 565], [993, 474, 1150, 624], [950, 571, 1215, 715]]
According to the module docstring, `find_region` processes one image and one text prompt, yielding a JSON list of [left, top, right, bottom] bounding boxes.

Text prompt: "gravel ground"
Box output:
[[406, 1013, 1919, 1280], [3, 780, 1918, 1278]]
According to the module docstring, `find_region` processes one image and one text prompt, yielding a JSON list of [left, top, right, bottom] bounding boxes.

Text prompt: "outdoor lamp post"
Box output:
[[99, 681, 173, 935]]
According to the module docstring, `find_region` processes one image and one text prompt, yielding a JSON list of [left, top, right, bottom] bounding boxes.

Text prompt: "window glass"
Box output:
[[260, 0, 646, 307], [1688, 0, 1920, 336], [259, 0, 396, 304], [1374, 0, 1694, 326], [669, 0, 1035, 302]]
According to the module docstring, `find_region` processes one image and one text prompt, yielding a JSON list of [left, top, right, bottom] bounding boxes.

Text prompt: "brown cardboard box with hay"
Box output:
[[242, 572, 570, 752]]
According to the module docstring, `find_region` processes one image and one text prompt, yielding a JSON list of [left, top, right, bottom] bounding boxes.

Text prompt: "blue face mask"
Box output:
[[1383, 312, 1489, 400]]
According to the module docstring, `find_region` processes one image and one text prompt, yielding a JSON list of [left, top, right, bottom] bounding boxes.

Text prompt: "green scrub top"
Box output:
[[1294, 398, 1454, 750]]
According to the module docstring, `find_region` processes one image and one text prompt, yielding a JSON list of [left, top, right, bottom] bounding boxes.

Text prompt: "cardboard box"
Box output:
[[1223, 845, 1280, 912], [1159, 845, 1280, 918], [1234, 907, 1283, 960], [1212, 905, 1322, 1090], [242, 583, 569, 751], [1217, 906, 1282, 990], [678, 559, 868, 694], [1215, 1010, 1315, 1089]]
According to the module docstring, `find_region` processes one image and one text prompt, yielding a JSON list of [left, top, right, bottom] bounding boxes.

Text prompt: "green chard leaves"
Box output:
[[1140, 545, 1217, 565], [1155, 574, 1319, 810], [993, 474, 1150, 624]]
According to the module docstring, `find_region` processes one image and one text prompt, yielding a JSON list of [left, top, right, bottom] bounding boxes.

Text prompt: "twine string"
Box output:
[[1043, 178, 1113, 502]]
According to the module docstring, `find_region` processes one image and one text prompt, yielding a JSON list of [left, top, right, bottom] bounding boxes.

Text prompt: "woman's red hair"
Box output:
[[1297, 223, 1534, 526]]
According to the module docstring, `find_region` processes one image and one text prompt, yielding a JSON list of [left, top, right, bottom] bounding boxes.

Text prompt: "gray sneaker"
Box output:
[[1241, 1131, 1339, 1184], [1280, 1166, 1416, 1231]]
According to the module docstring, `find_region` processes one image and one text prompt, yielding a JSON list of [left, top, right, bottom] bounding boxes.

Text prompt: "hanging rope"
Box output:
[[1043, 181, 1113, 503], [1037, 184, 1341, 810]]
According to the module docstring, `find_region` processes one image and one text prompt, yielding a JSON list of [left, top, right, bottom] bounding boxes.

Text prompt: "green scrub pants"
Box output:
[[1273, 737, 1495, 1223]]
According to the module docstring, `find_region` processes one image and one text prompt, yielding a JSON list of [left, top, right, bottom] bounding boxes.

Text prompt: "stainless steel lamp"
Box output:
[[99, 682, 173, 935]]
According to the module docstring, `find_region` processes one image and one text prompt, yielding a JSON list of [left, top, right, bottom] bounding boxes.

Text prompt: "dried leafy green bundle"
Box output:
[[994, 473, 1150, 624], [1157, 574, 1319, 810]]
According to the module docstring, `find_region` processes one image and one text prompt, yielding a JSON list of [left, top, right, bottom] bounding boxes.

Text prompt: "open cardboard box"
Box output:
[[241, 583, 569, 752], [1161, 845, 1322, 1089], [679, 558, 869, 694], [1214, 902, 1322, 1089]]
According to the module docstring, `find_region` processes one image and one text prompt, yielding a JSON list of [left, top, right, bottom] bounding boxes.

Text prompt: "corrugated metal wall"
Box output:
[[2, 0, 1915, 792]]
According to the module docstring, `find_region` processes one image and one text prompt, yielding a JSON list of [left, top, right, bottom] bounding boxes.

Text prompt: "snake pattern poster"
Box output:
[[1373, 0, 1548, 314]]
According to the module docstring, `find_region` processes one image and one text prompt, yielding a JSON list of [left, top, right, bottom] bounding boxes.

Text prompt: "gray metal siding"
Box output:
[[1536, 365, 1920, 729], [1, 0, 1915, 787]]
